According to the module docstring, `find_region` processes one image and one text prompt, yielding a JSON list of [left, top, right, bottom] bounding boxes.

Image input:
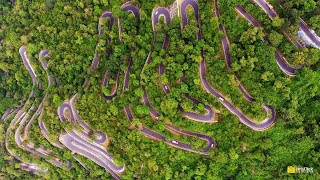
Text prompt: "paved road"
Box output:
[[235, 5, 261, 26], [14, 100, 70, 169], [10, 0, 16, 6], [138, 123, 216, 155], [38, 50, 54, 86], [151, 6, 215, 122], [5, 47, 51, 175], [235, 5, 303, 76], [249, 2, 304, 49], [121, 3, 140, 93], [98, 11, 119, 101], [213, 5, 255, 103], [70, 94, 108, 144], [5, 98, 42, 171], [15, 48, 72, 169], [152, 7, 171, 93], [1, 107, 14, 121], [74, 156, 90, 171], [180, 0, 276, 131], [57, 96, 108, 145], [121, 4, 215, 155], [166, 124, 216, 154], [122, 2, 140, 22], [299, 18, 320, 48], [140, 66, 216, 153], [179, 94, 215, 122], [19, 46, 38, 85], [58, 95, 120, 176], [180, 0, 202, 39], [37, 50, 65, 149], [220, 36, 255, 102], [5, 90, 36, 166], [92, 11, 115, 68], [254, 0, 277, 19], [200, 58, 276, 131], [283, 29, 303, 49], [54, 9, 123, 178], [20, 163, 46, 176], [82, 11, 115, 88], [60, 130, 123, 180], [101, 71, 120, 100], [58, 101, 75, 122]]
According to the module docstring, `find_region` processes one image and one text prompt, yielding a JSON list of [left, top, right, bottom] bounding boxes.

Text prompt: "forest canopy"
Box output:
[[0, 0, 319, 179]]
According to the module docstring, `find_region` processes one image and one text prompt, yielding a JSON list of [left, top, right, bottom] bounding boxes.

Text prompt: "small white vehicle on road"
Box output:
[[171, 140, 179, 145]]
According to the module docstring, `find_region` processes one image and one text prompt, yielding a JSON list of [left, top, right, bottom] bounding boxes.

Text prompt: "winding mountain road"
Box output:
[[60, 130, 123, 180], [151, 6, 215, 122], [180, 0, 277, 131], [219, 24, 255, 102], [120, 4, 216, 155], [19, 46, 38, 85], [235, 5, 303, 76], [58, 94, 121, 179], [37, 50, 65, 149], [5, 47, 47, 175], [253, 0, 305, 50], [144, 5, 216, 153], [88, 10, 120, 100], [17, 47, 71, 169]]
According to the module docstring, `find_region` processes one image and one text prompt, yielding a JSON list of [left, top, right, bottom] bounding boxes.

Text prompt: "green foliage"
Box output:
[[0, 0, 319, 179]]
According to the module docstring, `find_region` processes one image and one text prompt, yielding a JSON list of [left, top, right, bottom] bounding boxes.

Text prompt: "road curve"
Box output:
[[6, 47, 47, 174], [217, 6, 255, 102], [121, 4, 215, 155], [121, 2, 140, 131], [19, 46, 38, 85], [6, 101, 48, 175], [70, 94, 108, 144], [179, 94, 215, 123], [57, 96, 108, 145], [166, 124, 216, 154], [15, 100, 71, 169], [92, 11, 115, 68], [99, 11, 121, 101], [180, 0, 276, 131], [16, 48, 72, 169], [151, 6, 215, 122], [58, 100, 124, 178], [60, 130, 123, 180], [235, 5, 303, 76], [1, 107, 15, 122], [124, 104, 216, 155], [152, 7, 171, 93], [20, 163, 46, 176], [180, 0, 202, 39], [83, 11, 115, 88], [220, 31, 255, 102], [121, 3, 140, 93], [251, 1, 304, 49], [37, 50, 65, 149], [56, 9, 123, 177]]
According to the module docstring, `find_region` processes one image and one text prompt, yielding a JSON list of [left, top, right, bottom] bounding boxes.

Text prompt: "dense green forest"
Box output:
[[0, 0, 319, 179]]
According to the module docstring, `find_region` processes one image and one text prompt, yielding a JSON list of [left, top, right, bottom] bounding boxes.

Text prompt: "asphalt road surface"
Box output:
[[235, 5, 303, 76], [185, 0, 277, 131]]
